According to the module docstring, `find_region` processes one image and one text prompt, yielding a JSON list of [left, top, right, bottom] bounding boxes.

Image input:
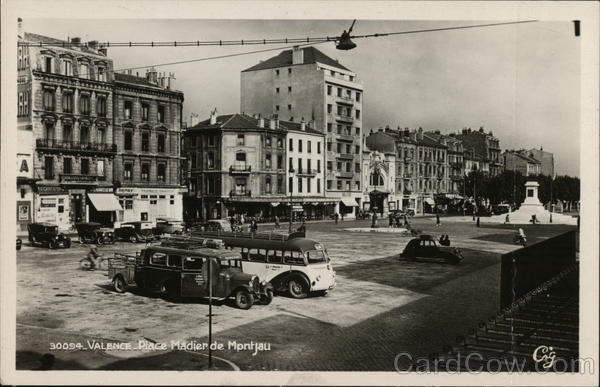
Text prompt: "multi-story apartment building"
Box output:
[[527, 147, 555, 177], [112, 69, 185, 223], [183, 112, 328, 221], [501, 150, 541, 176], [17, 22, 119, 231], [457, 127, 502, 176], [240, 46, 363, 217]]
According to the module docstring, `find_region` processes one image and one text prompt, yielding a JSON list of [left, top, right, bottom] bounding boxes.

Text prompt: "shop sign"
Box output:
[[37, 185, 66, 194], [92, 187, 114, 193], [117, 187, 177, 195], [41, 197, 57, 208]]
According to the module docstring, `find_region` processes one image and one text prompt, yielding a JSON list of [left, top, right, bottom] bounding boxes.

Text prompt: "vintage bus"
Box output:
[[164, 231, 336, 299]]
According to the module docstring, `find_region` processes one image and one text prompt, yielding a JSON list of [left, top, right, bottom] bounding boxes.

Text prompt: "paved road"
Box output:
[[14, 219, 575, 370]]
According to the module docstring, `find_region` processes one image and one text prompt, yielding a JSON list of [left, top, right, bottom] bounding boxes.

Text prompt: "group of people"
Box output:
[[438, 234, 451, 246], [389, 212, 410, 228]]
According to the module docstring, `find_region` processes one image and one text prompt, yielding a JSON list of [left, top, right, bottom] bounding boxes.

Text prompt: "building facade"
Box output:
[[112, 70, 185, 224], [362, 130, 398, 217], [457, 127, 502, 176], [183, 112, 329, 222], [17, 26, 119, 231], [501, 150, 542, 176], [240, 46, 363, 217], [527, 147, 555, 177]]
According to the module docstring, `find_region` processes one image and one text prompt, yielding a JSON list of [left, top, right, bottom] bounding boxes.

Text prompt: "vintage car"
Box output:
[[400, 234, 463, 264], [492, 204, 511, 215], [16, 238, 22, 251], [153, 217, 185, 236], [188, 219, 233, 233], [75, 222, 115, 244], [108, 246, 273, 309], [27, 222, 71, 249], [114, 221, 155, 243]]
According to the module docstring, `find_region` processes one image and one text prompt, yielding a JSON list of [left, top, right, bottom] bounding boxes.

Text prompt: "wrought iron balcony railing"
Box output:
[[59, 174, 106, 183], [229, 165, 252, 174], [229, 190, 251, 197], [36, 138, 117, 154]]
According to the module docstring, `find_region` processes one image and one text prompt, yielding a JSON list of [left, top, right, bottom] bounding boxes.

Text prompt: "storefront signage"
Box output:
[[37, 185, 66, 194], [117, 187, 177, 195], [41, 198, 57, 208], [92, 187, 114, 193]]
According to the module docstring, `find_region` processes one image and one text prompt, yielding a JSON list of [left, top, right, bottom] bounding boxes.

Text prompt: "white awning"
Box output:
[[340, 197, 358, 207], [88, 193, 123, 211], [271, 202, 280, 207], [423, 198, 435, 206]]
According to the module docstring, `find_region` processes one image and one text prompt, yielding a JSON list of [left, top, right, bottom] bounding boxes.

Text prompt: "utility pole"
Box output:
[[208, 258, 213, 368], [288, 168, 295, 233]]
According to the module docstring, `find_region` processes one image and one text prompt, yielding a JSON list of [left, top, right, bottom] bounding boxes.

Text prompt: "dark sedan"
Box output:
[[400, 235, 463, 264], [27, 222, 71, 249]]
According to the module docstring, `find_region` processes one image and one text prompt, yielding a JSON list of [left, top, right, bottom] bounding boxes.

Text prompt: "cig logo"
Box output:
[[533, 345, 557, 369]]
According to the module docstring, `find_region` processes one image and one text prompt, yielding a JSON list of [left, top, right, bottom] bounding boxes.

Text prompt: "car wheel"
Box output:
[[260, 289, 274, 305], [129, 235, 137, 243], [49, 240, 58, 249], [113, 276, 128, 293], [288, 276, 309, 299], [64, 239, 71, 249], [31, 235, 38, 246], [234, 289, 255, 310], [79, 258, 93, 270], [96, 237, 105, 245]]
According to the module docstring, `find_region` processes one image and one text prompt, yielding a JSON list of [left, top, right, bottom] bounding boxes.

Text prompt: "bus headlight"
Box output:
[[316, 275, 321, 281]]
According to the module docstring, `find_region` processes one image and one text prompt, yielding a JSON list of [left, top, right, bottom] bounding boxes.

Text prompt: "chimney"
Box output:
[[258, 115, 265, 128], [71, 37, 81, 46], [418, 127, 423, 140], [88, 40, 98, 52], [292, 46, 304, 65], [98, 46, 108, 56], [300, 118, 306, 131], [209, 108, 218, 125], [17, 18, 23, 38], [404, 129, 409, 138], [146, 67, 158, 84], [190, 113, 199, 127], [269, 118, 276, 130]]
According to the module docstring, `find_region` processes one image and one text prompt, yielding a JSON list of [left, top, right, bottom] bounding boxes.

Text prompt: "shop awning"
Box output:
[[88, 193, 123, 211], [340, 197, 358, 207], [271, 202, 280, 207], [423, 198, 435, 206]]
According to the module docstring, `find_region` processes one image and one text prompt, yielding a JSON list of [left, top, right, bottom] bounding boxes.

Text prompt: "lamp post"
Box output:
[[288, 168, 295, 233]]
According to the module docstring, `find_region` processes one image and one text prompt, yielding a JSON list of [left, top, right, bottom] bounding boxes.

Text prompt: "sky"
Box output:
[[25, 18, 581, 176]]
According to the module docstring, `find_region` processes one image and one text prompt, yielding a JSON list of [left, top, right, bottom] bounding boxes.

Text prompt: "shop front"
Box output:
[[116, 187, 183, 225], [35, 185, 72, 231], [87, 191, 123, 226]]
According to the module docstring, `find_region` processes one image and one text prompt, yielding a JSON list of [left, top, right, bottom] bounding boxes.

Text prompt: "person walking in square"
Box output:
[[435, 213, 441, 227], [274, 215, 280, 229], [334, 212, 339, 224]]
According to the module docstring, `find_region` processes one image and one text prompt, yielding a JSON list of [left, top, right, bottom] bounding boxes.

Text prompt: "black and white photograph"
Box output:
[[1, 1, 598, 385]]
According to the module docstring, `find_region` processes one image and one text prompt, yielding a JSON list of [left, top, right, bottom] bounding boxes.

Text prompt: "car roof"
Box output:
[[30, 222, 57, 227], [145, 246, 240, 260], [157, 217, 181, 222]]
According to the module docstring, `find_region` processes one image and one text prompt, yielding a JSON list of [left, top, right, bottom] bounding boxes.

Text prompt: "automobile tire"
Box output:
[[129, 235, 137, 243], [288, 276, 309, 299], [113, 276, 128, 293], [31, 235, 38, 246], [96, 237, 105, 245], [64, 239, 71, 249], [49, 240, 58, 249], [260, 289, 274, 305], [79, 259, 93, 270], [234, 289, 255, 310]]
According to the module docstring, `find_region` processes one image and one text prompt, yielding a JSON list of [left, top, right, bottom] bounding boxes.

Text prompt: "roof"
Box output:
[[365, 131, 396, 154], [23, 32, 101, 56], [187, 113, 324, 136], [114, 73, 183, 94], [242, 46, 351, 72], [503, 150, 541, 164], [145, 245, 240, 260]]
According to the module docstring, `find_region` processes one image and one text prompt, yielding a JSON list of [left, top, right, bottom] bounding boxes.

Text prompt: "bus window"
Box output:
[[267, 250, 282, 263], [183, 256, 203, 270], [283, 250, 305, 265], [150, 252, 167, 266], [248, 249, 266, 262], [167, 255, 182, 267], [240, 248, 250, 261], [305, 250, 327, 264]]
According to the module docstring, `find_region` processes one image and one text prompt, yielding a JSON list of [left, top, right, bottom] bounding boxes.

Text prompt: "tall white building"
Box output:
[[241, 46, 364, 218]]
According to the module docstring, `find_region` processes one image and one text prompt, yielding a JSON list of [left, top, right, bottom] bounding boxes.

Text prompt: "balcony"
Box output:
[[36, 139, 117, 155], [229, 190, 251, 197], [335, 171, 354, 179], [229, 165, 252, 175], [335, 95, 354, 105], [334, 113, 354, 124], [337, 133, 354, 142], [296, 169, 318, 177], [59, 174, 106, 184], [402, 174, 413, 179], [336, 153, 355, 160]]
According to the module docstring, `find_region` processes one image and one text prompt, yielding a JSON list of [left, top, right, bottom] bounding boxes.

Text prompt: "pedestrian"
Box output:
[[274, 215, 280, 229], [436, 213, 441, 227], [476, 216, 480, 227], [504, 213, 510, 224], [517, 228, 527, 246], [334, 212, 339, 224], [389, 215, 394, 228], [341, 212, 345, 222], [251, 219, 258, 234]]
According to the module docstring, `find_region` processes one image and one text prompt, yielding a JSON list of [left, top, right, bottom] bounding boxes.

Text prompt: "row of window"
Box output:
[[287, 176, 321, 194], [43, 156, 106, 179], [326, 85, 361, 102], [327, 123, 360, 136], [122, 161, 168, 182], [326, 104, 361, 119], [44, 122, 107, 144], [326, 180, 361, 191], [122, 130, 168, 153], [326, 141, 360, 155], [39, 55, 108, 82], [288, 157, 321, 174], [287, 138, 321, 154], [123, 100, 167, 123], [42, 89, 108, 116], [326, 161, 360, 173]]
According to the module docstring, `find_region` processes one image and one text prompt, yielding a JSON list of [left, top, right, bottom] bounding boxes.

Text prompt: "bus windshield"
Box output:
[[305, 250, 327, 264]]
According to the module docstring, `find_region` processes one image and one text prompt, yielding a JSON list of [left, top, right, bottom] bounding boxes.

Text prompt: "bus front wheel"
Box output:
[[288, 277, 309, 299]]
